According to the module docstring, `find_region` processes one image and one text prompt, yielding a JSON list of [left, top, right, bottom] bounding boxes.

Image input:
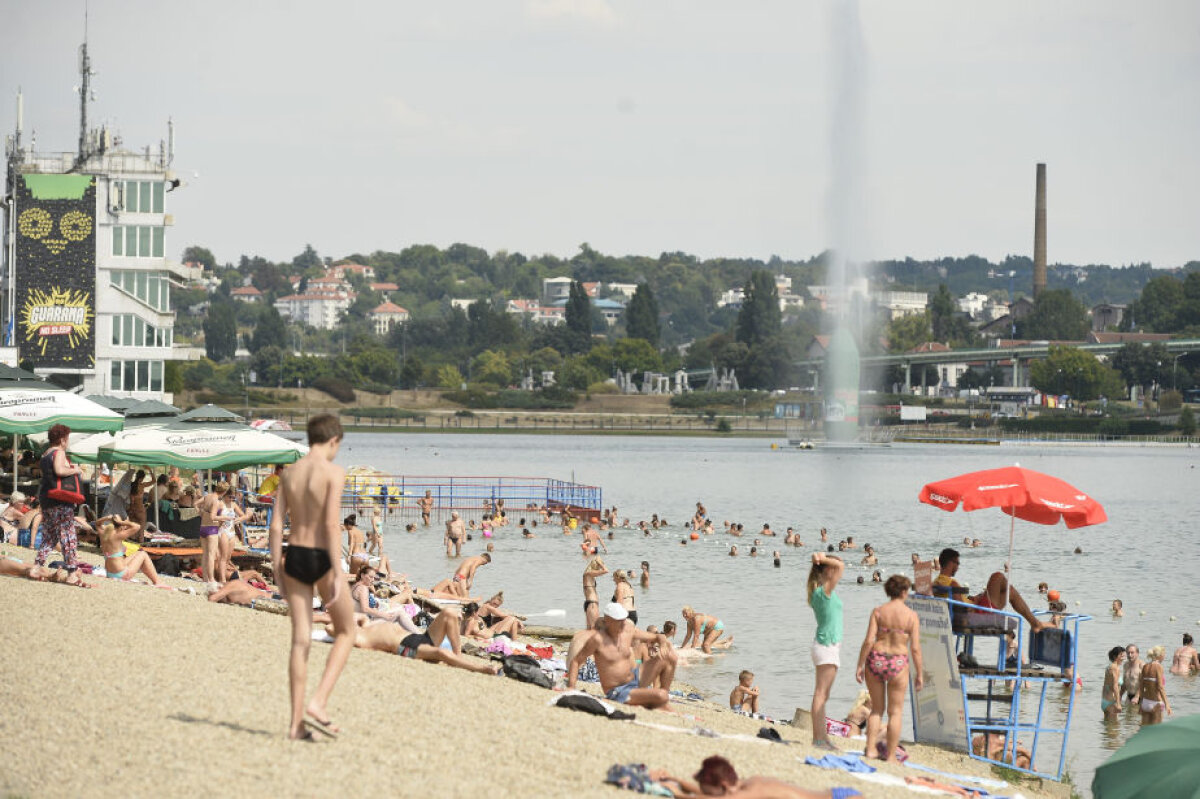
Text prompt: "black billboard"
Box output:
[[14, 173, 96, 369]]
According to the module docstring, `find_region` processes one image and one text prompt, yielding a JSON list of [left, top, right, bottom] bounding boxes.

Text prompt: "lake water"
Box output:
[[339, 432, 1199, 794]]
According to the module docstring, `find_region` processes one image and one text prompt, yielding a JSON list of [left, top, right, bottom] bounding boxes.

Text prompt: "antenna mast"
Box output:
[[75, 3, 93, 167]]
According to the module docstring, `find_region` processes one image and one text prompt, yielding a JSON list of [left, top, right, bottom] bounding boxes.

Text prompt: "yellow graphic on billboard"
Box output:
[[20, 287, 94, 354], [18, 207, 94, 255]]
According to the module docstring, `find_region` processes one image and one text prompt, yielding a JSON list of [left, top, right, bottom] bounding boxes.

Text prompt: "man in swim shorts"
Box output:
[[448, 553, 490, 597], [445, 511, 465, 557], [567, 603, 674, 709], [269, 413, 355, 741], [348, 608, 500, 675]]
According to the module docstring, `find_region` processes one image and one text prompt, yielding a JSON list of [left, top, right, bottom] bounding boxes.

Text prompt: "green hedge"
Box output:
[[998, 416, 1170, 436], [441, 387, 577, 410], [341, 407, 423, 421], [669, 390, 767, 410], [311, 376, 356, 403]]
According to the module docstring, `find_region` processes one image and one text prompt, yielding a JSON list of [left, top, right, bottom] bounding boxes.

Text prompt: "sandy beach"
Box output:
[[0, 544, 1069, 799]]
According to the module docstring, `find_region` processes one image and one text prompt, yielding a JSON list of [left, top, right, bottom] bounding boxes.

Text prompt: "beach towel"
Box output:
[[603, 764, 673, 796], [903, 763, 1008, 790], [527, 644, 554, 660], [804, 753, 877, 774]]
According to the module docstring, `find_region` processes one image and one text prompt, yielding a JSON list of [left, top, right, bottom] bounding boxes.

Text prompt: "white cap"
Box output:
[[604, 602, 629, 621]]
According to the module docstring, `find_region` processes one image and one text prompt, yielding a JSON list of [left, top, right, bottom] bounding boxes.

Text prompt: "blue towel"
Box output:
[[830, 790, 863, 799], [804, 753, 876, 774], [804, 754, 873, 773]]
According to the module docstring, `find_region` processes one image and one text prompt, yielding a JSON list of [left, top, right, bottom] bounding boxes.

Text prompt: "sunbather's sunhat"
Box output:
[[604, 602, 628, 621]]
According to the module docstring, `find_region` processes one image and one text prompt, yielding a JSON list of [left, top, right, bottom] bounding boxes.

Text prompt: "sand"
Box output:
[[0, 544, 1066, 799]]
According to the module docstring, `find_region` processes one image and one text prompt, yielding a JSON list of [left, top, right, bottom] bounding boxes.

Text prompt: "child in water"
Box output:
[[729, 670, 760, 713]]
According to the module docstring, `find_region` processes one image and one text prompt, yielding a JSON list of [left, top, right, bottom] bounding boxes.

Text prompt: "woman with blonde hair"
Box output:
[[582, 556, 608, 628], [855, 575, 923, 762], [807, 551, 846, 751], [1139, 645, 1172, 725], [612, 568, 638, 626], [680, 606, 731, 653]]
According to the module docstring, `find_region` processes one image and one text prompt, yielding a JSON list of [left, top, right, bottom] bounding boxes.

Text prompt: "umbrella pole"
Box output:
[[11, 434, 17, 496], [1006, 507, 1016, 591], [153, 468, 160, 533]]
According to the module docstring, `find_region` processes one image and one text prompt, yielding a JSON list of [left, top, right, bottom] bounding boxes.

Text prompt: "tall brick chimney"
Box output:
[[1033, 163, 1047, 298]]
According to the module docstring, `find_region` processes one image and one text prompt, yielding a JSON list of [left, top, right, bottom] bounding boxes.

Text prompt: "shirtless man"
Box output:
[[582, 523, 607, 554], [444, 511, 465, 557], [196, 483, 228, 585], [970, 569, 1048, 633], [567, 603, 674, 709], [449, 553, 490, 597], [269, 413, 355, 741], [418, 490, 433, 527], [344, 515, 367, 571]]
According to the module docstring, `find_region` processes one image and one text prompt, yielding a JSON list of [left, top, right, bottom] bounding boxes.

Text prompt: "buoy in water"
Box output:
[[689, 532, 699, 541]]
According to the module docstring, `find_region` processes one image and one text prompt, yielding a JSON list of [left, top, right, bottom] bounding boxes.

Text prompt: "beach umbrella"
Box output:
[[122, 399, 182, 428], [918, 464, 1106, 584], [0, 384, 124, 493], [0, 385, 124, 435], [1092, 713, 1200, 799], [96, 421, 306, 471], [176, 404, 244, 424]]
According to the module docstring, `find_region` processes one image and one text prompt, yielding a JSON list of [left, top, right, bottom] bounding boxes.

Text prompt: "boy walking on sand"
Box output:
[[269, 414, 355, 741]]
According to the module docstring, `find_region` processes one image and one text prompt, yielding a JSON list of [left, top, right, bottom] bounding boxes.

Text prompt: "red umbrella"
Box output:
[[919, 465, 1107, 529], [919, 465, 1106, 580]]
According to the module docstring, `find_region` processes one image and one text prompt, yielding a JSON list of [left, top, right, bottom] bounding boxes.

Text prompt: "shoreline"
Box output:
[[0, 543, 1067, 799]]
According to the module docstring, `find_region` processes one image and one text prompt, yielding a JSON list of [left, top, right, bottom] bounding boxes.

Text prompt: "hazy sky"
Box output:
[[3, 1, 1198, 270]]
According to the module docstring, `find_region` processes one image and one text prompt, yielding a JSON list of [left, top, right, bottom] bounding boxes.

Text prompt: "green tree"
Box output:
[[1111, 342, 1171, 393], [1029, 346, 1123, 401], [435, 364, 464, 389], [399, 354, 424, 389], [1179, 405, 1196, 436], [471, 350, 513, 387], [202, 300, 238, 361], [292, 244, 322, 272], [886, 313, 932, 353], [929, 284, 956, 342], [625, 283, 660, 345], [250, 305, 287, 355], [181, 245, 217, 272], [735, 271, 781, 346], [565, 281, 593, 354], [354, 349, 400, 385], [1017, 289, 1089, 340], [1125, 274, 1184, 332]]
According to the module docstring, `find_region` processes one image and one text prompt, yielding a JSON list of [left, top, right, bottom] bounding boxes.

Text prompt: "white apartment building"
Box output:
[[274, 292, 353, 330], [2, 76, 201, 399]]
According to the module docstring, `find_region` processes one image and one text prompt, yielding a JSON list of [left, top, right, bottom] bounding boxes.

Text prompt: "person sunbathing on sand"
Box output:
[[461, 601, 523, 640], [649, 754, 858, 799], [97, 515, 166, 586], [343, 610, 501, 675], [0, 556, 93, 587], [208, 577, 276, 605], [567, 603, 674, 709], [972, 732, 1031, 770]]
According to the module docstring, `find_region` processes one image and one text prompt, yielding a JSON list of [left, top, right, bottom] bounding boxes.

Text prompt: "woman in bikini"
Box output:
[[126, 469, 154, 539], [98, 515, 166, 586], [854, 574, 923, 763], [1139, 645, 1172, 725], [612, 569, 638, 626], [368, 506, 384, 557], [216, 489, 253, 583], [680, 606, 732, 654], [460, 601, 523, 640], [582, 556, 608, 629]]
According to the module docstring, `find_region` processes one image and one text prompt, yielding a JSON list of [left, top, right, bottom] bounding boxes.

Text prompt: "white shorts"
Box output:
[[812, 641, 842, 668]]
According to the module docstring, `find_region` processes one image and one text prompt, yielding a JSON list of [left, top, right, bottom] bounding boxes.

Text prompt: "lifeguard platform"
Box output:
[[907, 587, 1089, 781]]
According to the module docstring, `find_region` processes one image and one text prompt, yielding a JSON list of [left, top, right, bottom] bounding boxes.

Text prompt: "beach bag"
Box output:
[[502, 654, 553, 689], [46, 458, 85, 505], [155, 553, 181, 576]]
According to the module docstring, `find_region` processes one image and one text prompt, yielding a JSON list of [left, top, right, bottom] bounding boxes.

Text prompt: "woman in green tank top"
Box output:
[[807, 551, 845, 750]]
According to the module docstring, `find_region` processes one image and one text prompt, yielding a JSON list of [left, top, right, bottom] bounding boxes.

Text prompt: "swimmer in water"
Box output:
[[1111, 598, 1123, 617], [729, 545, 738, 557]]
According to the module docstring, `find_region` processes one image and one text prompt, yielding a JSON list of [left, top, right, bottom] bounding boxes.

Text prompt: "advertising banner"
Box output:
[[907, 595, 968, 750], [14, 174, 96, 369]]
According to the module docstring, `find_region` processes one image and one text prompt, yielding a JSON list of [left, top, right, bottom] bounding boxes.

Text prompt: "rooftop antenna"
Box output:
[[74, 1, 94, 168], [14, 88, 23, 151]]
